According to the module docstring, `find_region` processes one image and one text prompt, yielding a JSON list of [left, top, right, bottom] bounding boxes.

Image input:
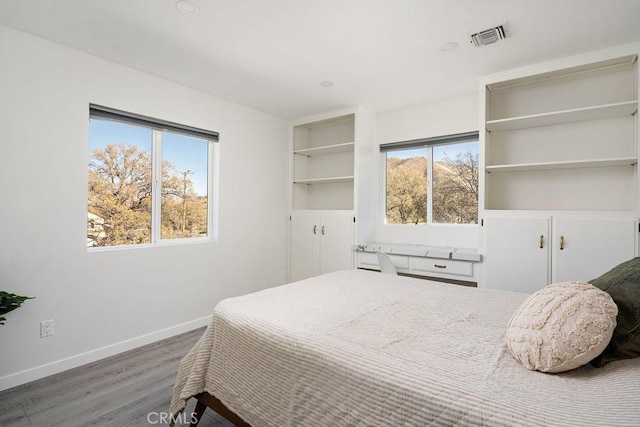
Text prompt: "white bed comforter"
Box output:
[[170, 269, 640, 426]]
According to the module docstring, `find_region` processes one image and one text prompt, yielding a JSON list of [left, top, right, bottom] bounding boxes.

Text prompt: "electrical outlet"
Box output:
[[40, 319, 54, 338]]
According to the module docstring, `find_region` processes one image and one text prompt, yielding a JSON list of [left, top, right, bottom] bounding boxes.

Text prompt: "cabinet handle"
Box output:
[[313, 225, 317, 235], [560, 235, 565, 250], [539, 234, 544, 249], [434, 264, 447, 269], [321, 226, 325, 235]]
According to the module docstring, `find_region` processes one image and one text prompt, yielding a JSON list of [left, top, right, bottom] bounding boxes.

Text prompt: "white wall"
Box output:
[[372, 93, 480, 248], [0, 26, 291, 390]]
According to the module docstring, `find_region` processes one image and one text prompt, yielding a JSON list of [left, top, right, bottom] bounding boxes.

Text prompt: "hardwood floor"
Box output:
[[0, 328, 235, 427]]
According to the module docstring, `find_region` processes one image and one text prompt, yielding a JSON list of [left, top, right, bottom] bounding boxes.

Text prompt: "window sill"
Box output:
[[87, 237, 215, 253], [355, 242, 481, 262]]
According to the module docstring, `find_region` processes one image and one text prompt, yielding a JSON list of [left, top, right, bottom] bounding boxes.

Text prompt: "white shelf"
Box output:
[[486, 100, 638, 132], [294, 142, 354, 157], [293, 176, 354, 185], [486, 157, 637, 173]]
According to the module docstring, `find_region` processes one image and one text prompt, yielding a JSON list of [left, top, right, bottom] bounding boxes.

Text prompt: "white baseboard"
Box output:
[[0, 316, 211, 392]]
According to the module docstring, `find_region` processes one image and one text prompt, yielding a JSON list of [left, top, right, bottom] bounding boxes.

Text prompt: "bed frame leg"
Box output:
[[189, 392, 251, 427], [190, 398, 207, 427]]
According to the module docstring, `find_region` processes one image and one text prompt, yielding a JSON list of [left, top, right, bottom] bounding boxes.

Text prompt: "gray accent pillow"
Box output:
[[589, 257, 640, 367]]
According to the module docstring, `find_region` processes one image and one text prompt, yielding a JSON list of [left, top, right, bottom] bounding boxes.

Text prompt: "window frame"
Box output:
[[87, 105, 219, 250], [380, 131, 479, 227]]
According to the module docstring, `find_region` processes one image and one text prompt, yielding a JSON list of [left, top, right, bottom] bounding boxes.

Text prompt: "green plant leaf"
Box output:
[[0, 291, 34, 324]]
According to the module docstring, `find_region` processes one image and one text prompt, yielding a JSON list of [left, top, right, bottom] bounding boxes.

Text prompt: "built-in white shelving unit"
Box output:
[[290, 110, 368, 282], [483, 53, 638, 212], [479, 47, 640, 292], [292, 114, 355, 210]]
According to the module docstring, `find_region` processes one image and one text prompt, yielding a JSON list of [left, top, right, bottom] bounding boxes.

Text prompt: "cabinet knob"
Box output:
[[321, 226, 325, 235], [560, 235, 565, 250], [434, 264, 447, 269], [313, 225, 317, 235], [539, 234, 544, 249]]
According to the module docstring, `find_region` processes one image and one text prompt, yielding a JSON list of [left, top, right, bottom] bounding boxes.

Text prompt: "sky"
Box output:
[[387, 141, 478, 161], [89, 119, 209, 195]]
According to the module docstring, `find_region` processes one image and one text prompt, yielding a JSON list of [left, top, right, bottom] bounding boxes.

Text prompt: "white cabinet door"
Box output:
[[553, 217, 637, 283], [319, 212, 354, 274], [290, 213, 320, 282], [290, 211, 354, 282], [483, 216, 551, 293]]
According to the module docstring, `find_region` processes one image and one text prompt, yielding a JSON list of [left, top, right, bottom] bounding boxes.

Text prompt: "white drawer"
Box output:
[[357, 252, 410, 269], [409, 257, 473, 277]]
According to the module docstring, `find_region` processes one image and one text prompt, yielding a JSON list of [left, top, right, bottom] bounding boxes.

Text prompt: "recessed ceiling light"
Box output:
[[319, 81, 334, 87], [439, 41, 459, 52], [176, 0, 199, 14]]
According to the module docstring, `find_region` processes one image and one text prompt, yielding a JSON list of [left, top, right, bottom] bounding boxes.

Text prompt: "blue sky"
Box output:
[[163, 132, 208, 196], [387, 141, 478, 161], [89, 119, 208, 195], [433, 141, 478, 161]]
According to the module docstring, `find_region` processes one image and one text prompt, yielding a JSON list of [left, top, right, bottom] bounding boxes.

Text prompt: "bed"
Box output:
[[170, 269, 640, 426]]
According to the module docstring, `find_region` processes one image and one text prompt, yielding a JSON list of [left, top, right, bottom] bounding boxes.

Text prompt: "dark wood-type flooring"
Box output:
[[0, 327, 235, 426]]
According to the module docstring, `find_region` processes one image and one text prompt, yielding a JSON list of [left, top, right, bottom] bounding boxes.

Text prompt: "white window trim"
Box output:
[[88, 108, 219, 251], [151, 129, 163, 243], [426, 146, 434, 225], [88, 136, 218, 251], [380, 137, 479, 227]]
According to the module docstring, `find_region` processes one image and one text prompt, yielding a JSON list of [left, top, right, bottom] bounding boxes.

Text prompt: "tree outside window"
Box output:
[[385, 140, 478, 225], [87, 117, 213, 247]]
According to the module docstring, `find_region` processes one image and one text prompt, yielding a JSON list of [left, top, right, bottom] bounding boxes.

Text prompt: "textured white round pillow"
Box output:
[[506, 281, 618, 373]]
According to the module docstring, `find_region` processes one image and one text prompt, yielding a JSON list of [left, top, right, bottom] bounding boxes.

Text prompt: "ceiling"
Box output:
[[1, 0, 640, 120]]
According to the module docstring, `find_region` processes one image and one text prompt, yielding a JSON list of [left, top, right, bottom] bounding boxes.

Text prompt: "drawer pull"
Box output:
[[434, 264, 447, 269]]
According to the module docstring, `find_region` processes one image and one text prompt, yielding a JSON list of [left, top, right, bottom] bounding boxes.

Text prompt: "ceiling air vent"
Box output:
[[470, 25, 507, 47]]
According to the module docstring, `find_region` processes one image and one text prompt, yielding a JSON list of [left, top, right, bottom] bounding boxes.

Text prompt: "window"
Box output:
[[382, 132, 479, 225], [87, 105, 218, 248]]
